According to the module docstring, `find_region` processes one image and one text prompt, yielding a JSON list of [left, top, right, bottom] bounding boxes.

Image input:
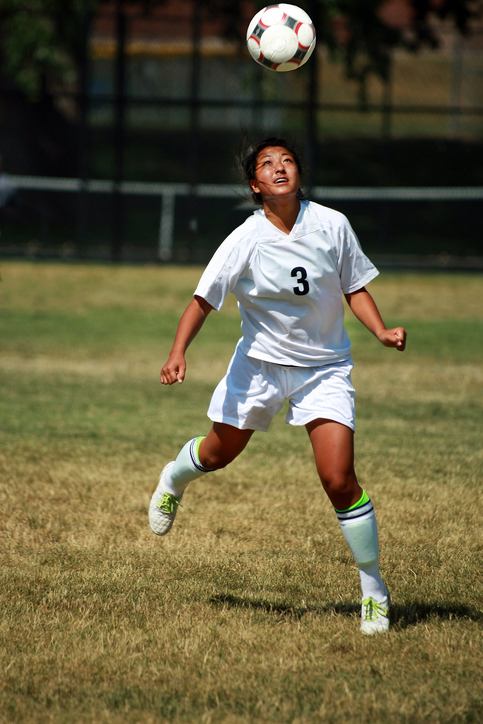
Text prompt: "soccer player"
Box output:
[[150, 137, 406, 635]]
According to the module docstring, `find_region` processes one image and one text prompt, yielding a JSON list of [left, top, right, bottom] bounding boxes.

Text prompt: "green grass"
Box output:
[[1, 263, 482, 723]]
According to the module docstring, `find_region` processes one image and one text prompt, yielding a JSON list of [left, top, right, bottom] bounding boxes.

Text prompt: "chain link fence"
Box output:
[[0, 1, 482, 265]]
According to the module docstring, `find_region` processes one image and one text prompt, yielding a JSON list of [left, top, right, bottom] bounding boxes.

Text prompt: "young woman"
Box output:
[[150, 137, 406, 635]]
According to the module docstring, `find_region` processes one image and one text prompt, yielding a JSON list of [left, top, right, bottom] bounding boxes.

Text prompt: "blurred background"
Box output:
[[0, 0, 481, 267]]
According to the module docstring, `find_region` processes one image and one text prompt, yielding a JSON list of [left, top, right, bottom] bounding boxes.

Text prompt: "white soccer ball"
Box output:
[[246, 4, 316, 72]]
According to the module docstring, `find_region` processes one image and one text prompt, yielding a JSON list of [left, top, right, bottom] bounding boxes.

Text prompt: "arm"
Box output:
[[344, 287, 406, 351], [160, 295, 214, 385]]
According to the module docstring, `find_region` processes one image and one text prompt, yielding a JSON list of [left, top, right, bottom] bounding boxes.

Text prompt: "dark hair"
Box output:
[[239, 136, 305, 205]]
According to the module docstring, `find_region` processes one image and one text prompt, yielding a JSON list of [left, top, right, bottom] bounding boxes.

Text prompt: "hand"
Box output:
[[160, 351, 186, 385], [377, 327, 407, 352]]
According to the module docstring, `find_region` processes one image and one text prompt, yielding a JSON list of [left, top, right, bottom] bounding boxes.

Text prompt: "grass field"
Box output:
[[1, 262, 482, 724]]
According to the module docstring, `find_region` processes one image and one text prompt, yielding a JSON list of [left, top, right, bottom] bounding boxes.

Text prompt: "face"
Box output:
[[250, 146, 301, 201]]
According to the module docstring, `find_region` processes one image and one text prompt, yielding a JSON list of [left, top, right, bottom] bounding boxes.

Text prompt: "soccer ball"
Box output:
[[246, 4, 316, 72]]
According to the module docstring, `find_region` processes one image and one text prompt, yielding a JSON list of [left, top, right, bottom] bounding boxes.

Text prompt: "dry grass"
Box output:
[[1, 262, 482, 724]]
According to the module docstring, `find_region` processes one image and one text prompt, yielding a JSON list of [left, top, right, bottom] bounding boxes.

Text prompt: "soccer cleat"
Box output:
[[149, 462, 182, 536], [360, 593, 391, 635]]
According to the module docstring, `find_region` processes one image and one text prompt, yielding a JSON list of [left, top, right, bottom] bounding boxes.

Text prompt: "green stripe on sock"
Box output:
[[194, 436, 205, 463], [335, 489, 370, 514]]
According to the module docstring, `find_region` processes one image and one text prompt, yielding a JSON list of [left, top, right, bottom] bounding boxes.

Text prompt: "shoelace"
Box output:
[[157, 492, 181, 514], [362, 598, 388, 621]]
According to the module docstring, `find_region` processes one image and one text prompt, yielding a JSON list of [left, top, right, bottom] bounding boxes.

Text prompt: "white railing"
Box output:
[[9, 175, 483, 261]]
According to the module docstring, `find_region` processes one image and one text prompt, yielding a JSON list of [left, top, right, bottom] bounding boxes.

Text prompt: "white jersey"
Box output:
[[194, 199, 378, 367]]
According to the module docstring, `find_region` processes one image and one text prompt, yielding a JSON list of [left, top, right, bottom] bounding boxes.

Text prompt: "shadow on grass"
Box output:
[[210, 593, 359, 620], [391, 601, 483, 629], [210, 594, 482, 628]]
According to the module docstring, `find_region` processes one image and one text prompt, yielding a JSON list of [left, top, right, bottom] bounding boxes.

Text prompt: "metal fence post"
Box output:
[[76, 0, 91, 257], [112, 0, 126, 261], [306, 0, 320, 190], [187, 0, 202, 259], [158, 191, 176, 261]]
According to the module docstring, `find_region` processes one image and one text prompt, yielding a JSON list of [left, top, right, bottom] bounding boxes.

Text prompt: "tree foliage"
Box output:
[[0, 0, 99, 98], [318, 0, 481, 102]]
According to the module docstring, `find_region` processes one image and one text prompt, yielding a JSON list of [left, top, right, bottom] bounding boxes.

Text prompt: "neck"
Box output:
[[262, 197, 301, 234]]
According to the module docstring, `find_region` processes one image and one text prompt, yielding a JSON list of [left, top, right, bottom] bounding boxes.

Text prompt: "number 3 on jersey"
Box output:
[[291, 266, 310, 296]]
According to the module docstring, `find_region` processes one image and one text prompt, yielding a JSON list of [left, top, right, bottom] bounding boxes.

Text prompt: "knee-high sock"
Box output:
[[335, 491, 387, 601], [163, 437, 213, 498]]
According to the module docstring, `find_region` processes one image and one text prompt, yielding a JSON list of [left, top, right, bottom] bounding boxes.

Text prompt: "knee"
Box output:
[[319, 470, 358, 499], [199, 449, 232, 471], [198, 426, 251, 471]]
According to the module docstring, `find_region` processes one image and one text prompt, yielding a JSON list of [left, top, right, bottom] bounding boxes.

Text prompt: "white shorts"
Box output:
[[207, 345, 355, 432]]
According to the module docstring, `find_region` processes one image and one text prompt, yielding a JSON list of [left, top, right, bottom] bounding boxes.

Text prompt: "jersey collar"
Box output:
[[255, 200, 318, 240]]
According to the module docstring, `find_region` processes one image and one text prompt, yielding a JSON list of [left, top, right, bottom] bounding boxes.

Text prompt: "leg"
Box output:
[[165, 422, 254, 497], [199, 422, 254, 470], [306, 418, 389, 633], [150, 344, 262, 538], [306, 418, 361, 510], [149, 423, 254, 538]]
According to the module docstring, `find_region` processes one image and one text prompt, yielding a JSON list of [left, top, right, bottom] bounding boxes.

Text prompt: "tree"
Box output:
[[0, 0, 479, 100], [319, 0, 481, 103], [0, 0, 101, 100]]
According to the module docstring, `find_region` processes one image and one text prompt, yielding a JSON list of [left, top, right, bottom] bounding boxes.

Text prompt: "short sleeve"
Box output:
[[194, 219, 256, 311], [337, 218, 379, 294]]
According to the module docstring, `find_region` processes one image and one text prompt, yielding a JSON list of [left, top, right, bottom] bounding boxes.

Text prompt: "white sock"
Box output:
[[163, 436, 212, 498], [335, 492, 387, 601]]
